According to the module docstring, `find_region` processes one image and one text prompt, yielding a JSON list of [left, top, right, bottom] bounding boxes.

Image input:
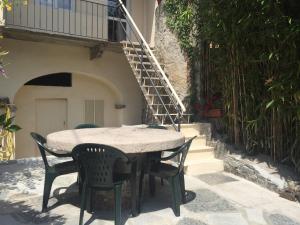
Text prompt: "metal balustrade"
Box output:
[[4, 0, 126, 42]]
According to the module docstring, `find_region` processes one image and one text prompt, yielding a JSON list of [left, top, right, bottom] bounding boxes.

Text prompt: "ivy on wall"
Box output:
[[164, 0, 300, 172]]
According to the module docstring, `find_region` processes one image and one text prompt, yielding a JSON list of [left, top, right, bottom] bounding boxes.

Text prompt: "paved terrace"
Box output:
[[1, 157, 300, 225]]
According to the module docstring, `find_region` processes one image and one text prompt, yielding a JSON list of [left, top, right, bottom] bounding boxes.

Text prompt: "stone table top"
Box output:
[[46, 126, 185, 154]]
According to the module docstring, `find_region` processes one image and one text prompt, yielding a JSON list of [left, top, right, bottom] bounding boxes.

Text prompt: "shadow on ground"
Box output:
[[0, 199, 66, 225]]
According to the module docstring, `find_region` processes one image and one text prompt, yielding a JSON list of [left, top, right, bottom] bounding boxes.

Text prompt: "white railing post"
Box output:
[[118, 0, 186, 113]]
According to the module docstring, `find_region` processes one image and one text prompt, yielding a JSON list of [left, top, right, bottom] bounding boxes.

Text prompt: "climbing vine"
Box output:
[[164, 0, 300, 172]]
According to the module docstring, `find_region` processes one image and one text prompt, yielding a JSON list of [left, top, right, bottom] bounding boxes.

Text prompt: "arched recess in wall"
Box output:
[[13, 72, 123, 159]]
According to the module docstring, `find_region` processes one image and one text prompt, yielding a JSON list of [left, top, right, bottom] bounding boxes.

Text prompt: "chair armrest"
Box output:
[[159, 136, 197, 161], [44, 144, 72, 158], [159, 150, 181, 161]]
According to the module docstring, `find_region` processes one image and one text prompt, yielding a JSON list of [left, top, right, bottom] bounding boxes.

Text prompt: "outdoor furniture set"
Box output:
[[31, 125, 195, 225]]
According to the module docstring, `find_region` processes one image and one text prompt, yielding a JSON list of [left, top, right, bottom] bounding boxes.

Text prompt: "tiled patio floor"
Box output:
[[1, 157, 300, 225]]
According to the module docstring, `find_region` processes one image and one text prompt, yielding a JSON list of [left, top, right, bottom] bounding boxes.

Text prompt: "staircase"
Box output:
[[179, 123, 224, 175], [116, 1, 190, 131], [122, 41, 191, 126]]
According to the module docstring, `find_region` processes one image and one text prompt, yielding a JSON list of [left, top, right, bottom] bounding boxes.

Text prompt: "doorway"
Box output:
[[35, 98, 68, 138]]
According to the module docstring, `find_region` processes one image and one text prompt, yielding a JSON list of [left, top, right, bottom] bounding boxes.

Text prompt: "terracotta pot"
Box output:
[[203, 109, 223, 118]]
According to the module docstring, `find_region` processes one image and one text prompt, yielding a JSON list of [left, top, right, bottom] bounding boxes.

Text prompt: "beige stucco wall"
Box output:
[[0, 38, 143, 158], [128, 0, 156, 45]]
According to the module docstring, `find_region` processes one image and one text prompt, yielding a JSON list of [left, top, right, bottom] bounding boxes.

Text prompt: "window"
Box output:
[[85, 100, 104, 127], [40, 0, 71, 10]]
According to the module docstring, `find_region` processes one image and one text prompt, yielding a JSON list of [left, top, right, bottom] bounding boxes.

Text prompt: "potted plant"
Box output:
[[195, 93, 223, 118], [0, 102, 21, 160]]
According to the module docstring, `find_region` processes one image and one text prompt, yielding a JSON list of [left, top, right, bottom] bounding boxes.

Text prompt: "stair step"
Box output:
[[149, 103, 174, 106], [137, 76, 160, 80], [143, 85, 165, 88], [123, 47, 156, 54], [126, 54, 150, 60], [130, 61, 164, 66], [121, 41, 155, 49], [186, 150, 215, 161], [185, 158, 224, 175], [190, 145, 214, 152], [153, 113, 178, 116], [135, 70, 160, 76], [135, 68, 162, 74], [181, 127, 202, 138], [146, 94, 169, 97]]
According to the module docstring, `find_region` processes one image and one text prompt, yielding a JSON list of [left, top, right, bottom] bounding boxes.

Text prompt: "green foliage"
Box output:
[[164, 0, 300, 172], [164, 0, 195, 55], [0, 113, 21, 133]]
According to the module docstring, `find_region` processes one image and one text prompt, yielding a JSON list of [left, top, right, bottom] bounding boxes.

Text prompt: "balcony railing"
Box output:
[[4, 0, 126, 42]]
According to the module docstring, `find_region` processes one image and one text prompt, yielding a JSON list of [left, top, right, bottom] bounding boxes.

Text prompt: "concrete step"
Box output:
[[187, 135, 207, 147], [190, 144, 213, 153], [180, 127, 201, 138], [180, 123, 212, 140], [186, 150, 215, 161], [185, 158, 224, 175]]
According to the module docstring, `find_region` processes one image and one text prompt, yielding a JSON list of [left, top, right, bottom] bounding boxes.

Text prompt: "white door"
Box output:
[[36, 99, 68, 138]]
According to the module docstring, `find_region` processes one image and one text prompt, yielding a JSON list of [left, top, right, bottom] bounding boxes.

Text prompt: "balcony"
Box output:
[[3, 0, 127, 47]]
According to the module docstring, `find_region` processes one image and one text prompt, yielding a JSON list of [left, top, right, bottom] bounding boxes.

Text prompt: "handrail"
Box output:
[[118, 0, 186, 113]]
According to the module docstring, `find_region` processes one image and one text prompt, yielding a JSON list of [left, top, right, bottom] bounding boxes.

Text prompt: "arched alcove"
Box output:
[[14, 72, 122, 158]]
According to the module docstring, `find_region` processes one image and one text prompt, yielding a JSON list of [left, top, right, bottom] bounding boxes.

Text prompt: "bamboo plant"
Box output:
[[164, 0, 300, 172]]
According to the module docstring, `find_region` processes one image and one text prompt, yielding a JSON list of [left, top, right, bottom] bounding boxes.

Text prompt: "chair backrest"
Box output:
[[72, 143, 129, 188], [74, 124, 99, 129], [177, 136, 196, 173], [30, 132, 50, 169]]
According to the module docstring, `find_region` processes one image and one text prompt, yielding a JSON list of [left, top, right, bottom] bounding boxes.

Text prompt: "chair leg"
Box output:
[[86, 188, 93, 213], [149, 175, 155, 196], [161, 178, 164, 186], [78, 169, 85, 195], [114, 184, 122, 225], [179, 171, 186, 203], [170, 176, 181, 217], [138, 167, 145, 212], [79, 184, 87, 225], [42, 173, 56, 212]]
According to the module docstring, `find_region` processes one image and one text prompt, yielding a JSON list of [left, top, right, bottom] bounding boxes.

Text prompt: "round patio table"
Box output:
[[46, 126, 185, 154], [46, 125, 185, 216]]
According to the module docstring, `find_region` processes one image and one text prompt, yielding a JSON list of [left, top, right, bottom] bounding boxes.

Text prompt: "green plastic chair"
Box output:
[[72, 143, 131, 225], [148, 136, 196, 216], [30, 132, 77, 212], [147, 124, 172, 186], [74, 123, 99, 129]]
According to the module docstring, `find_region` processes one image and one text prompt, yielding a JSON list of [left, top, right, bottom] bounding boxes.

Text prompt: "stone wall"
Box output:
[[224, 154, 286, 193], [208, 135, 300, 201], [154, 0, 189, 103]]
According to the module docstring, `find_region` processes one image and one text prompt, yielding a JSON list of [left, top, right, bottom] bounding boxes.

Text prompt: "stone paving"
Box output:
[[1, 157, 300, 225]]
